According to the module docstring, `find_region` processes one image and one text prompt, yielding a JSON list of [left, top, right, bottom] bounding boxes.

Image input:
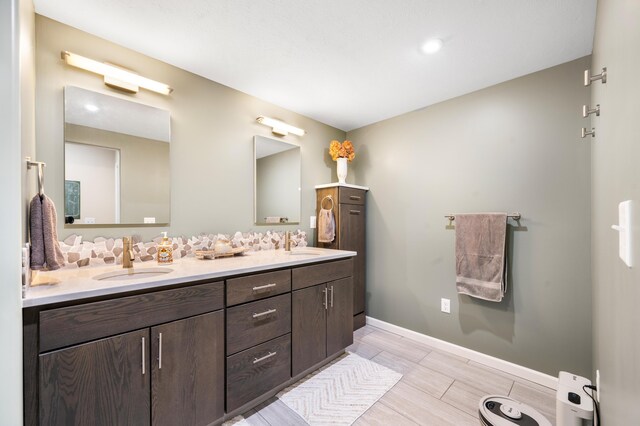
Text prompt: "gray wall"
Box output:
[[348, 57, 593, 377], [35, 15, 345, 242], [591, 0, 640, 423]]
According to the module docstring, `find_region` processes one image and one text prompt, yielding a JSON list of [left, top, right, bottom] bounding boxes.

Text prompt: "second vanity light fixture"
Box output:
[[256, 116, 306, 137], [61, 51, 173, 95]]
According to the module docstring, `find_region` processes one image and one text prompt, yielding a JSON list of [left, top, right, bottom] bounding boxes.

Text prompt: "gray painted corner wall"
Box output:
[[347, 56, 593, 377], [591, 0, 640, 423], [35, 15, 345, 243]]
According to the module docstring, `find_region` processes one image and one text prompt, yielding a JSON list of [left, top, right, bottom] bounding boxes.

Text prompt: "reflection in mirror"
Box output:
[[64, 86, 171, 225], [254, 135, 301, 225]]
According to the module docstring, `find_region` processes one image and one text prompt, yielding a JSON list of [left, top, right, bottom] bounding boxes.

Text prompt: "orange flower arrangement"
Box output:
[[329, 140, 356, 162]]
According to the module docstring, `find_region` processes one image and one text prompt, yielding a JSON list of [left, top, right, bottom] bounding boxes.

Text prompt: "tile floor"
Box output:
[[236, 325, 557, 425]]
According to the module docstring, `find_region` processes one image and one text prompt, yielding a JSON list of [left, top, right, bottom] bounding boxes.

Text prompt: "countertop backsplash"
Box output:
[[54, 230, 308, 269]]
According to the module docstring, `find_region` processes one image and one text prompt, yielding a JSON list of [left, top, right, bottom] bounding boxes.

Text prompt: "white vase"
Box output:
[[336, 157, 348, 184]]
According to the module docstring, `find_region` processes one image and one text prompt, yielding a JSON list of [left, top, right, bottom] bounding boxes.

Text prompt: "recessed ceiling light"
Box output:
[[422, 38, 443, 54], [84, 104, 99, 112]]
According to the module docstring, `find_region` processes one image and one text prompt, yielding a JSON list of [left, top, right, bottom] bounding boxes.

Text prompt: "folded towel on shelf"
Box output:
[[265, 217, 282, 224], [455, 213, 507, 302], [317, 207, 335, 243], [30, 194, 65, 270]]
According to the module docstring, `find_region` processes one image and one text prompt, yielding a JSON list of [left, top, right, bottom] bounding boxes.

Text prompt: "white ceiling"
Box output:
[[34, 0, 597, 131]]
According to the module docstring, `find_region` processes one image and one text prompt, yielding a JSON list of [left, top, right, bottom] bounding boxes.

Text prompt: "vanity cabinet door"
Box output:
[[326, 277, 354, 356], [39, 329, 150, 426], [339, 202, 366, 318], [292, 284, 327, 376], [151, 311, 224, 426]]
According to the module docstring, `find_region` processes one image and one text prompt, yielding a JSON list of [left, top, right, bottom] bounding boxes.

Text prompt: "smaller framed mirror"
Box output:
[[254, 135, 301, 225]]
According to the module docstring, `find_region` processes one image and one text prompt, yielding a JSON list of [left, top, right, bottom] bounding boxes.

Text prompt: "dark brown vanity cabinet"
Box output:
[[39, 312, 224, 426], [291, 259, 354, 376], [32, 282, 225, 426], [26, 258, 355, 425], [151, 311, 225, 426], [316, 186, 367, 329], [40, 329, 151, 426]]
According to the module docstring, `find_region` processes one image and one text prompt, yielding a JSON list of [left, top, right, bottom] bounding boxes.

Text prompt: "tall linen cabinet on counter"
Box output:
[[315, 184, 369, 330]]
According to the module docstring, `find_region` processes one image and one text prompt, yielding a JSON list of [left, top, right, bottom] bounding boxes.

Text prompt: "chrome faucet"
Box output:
[[284, 231, 297, 251], [122, 236, 135, 268]]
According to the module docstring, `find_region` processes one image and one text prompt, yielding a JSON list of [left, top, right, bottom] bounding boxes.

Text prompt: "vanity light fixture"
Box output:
[[61, 51, 173, 95], [422, 38, 443, 54], [256, 116, 305, 137]]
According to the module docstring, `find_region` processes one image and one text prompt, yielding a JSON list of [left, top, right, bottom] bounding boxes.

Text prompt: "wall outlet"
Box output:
[[596, 369, 600, 402], [310, 216, 317, 229], [441, 298, 451, 314], [84, 217, 95, 224]]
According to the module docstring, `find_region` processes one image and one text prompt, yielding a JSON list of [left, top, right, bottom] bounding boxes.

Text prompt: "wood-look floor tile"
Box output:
[[380, 381, 477, 426], [253, 397, 307, 426], [354, 324, 376, 339], [440, 380, 487, 417], [371, 351, 419, 374], [509, 382, 556, 424], [467, 360, 555, 395], [242, 409, 271, 426], [346, 340, 383, 359], [401, 364, 454, 399], [360, 331, 430, 363], [420, 351, 513, 395], [353, 401, 419, 426]]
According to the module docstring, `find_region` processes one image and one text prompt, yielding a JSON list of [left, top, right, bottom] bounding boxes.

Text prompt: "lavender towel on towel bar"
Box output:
[[455, 213, 507, 302]]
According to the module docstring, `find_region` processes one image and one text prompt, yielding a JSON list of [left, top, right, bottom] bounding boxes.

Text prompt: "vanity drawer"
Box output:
[[292, 258, 353, 290], [226, 269, 291, 307], [226, 293, 291, 355], [39, 281, 224, 352], [339, 187, 366, 205], [226, 334, 291, 412]]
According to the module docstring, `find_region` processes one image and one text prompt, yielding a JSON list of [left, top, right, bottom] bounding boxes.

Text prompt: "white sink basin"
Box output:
[[93, 267, 174, 281]]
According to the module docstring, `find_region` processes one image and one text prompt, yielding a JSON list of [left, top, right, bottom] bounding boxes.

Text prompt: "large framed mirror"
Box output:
[[254, 135, 301, 225], [64, 86, 171, 226]]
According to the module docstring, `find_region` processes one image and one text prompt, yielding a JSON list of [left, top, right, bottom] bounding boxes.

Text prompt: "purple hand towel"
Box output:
[[455, 213, 507, 302], [30, 194, 65, 270]]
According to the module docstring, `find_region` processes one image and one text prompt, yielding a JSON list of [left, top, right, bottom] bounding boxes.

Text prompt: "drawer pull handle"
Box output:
[[349, 195, 361, 200], [349, 210, 361, 214], [253, 308, 277, 318], [158, 332, 163, 370], [253, 351, 277, 364], [252, 283, 277, 291], [141, 337, 146, 375]]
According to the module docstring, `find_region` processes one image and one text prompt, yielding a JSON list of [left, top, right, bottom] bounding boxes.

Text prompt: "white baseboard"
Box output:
[[366, 316, 558, 390]]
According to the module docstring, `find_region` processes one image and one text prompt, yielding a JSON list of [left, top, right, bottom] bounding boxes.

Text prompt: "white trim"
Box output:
[[366, 316, 558, 390]]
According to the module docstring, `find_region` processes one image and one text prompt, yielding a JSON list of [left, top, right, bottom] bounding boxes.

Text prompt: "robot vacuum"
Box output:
[[479, 395, 552, 426]]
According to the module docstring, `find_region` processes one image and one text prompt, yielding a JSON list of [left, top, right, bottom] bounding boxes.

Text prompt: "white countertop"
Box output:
[[314, 183, 370, 191], [23, 248, 356, 308]]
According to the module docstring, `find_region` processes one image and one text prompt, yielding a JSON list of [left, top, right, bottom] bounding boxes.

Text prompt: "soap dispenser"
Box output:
[[157, 232, 174, 265]]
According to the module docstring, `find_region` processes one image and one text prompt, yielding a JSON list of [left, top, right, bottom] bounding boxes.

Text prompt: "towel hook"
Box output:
[[26, 157, 46, 196], [320, 195, 334, 211]]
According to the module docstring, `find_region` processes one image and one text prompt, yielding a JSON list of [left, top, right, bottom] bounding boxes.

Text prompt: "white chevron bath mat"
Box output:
[[277, 353, 402, 425]]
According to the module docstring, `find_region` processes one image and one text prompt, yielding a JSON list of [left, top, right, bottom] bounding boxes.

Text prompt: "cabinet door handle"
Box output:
[[158, 332, 163, 370], [141, 337, 146, 375], [253, 308, 276, 318], [252, 283, 277, 291], [330, 285, 334, 308], [349, 210, 361, 215], [323, 287, 328, 310], [349, 195, 361, 200], [253, 351, 277, 364]]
